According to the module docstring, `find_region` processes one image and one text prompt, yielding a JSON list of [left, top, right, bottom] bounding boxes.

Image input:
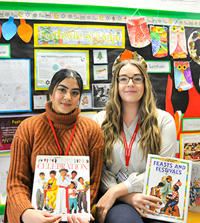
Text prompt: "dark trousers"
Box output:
[[105, 203, 169, 223]]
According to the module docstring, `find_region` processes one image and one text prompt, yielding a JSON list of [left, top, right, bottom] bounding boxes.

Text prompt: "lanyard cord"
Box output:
[[121, 119, 139, 167], [48, 118, 78, 156]]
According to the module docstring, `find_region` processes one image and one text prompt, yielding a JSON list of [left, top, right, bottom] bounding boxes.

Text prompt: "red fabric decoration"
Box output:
[[165, 74, 174, 118], [184, 86, 200, 117], [120, 49, 133, 61]]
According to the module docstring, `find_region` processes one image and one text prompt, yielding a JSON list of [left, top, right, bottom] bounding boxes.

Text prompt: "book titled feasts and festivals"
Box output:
[[143, 154, 192, 223], [31, 155, 90, 221]]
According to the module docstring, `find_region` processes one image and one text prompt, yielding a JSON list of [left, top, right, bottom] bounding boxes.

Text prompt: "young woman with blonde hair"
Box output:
[[93, 49, 177, 223]]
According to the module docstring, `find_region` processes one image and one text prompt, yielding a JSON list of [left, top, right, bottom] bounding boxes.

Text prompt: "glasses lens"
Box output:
[[118, 76, 129, 83]]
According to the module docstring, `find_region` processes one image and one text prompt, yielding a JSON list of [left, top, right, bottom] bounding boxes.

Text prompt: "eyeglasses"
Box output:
[[117, 74, 144, 84]]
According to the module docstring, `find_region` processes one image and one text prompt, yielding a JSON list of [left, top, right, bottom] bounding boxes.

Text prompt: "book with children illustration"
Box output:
[[31, 155, 90, 221], [143, 154, 192, 223], [189, 161, 200, 213]]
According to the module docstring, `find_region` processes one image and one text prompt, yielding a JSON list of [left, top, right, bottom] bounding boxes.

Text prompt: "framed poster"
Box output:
[[0, 59, 31, 113], [180, 132, 200, 161], [92, 83, 111, 109], [34, 24, 125, 48], [34, 49, 90, 90]]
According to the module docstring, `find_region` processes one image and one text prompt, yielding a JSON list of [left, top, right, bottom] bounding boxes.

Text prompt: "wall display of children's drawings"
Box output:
[[79, 93, 92, 110], [32, 155, 90, 221], [169, 26, 187, 59], [150, 25, 168, 58], [92, 83, 111, 109], [180, 132, 200, 161], [33, 95, 48, 110], [189, 162, 200, 212], [0, 59, 31, 113], [143, 154, 192, 223], [0, 154, 10, 215], [0, 114, 35, 151], [93, 49, 108, 64], [126, 17, 151, 48], [0, 44, 10, 58], [174, 61, 193, 91], [93, 65, 108, 80], [34, 49, 90, 90]]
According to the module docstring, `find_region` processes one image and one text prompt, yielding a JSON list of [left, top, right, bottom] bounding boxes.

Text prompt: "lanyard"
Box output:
[[121, 119, 139, 167], [48, 118, 78, 156]]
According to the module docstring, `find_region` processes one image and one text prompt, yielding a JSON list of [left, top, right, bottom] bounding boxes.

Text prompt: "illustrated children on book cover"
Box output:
[[143, 154, 192, 223], [189, 162, 200, 212], [32, 155, 90, 220]]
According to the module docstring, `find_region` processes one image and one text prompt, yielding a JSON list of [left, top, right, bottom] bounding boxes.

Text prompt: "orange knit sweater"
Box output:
[[4, 101, 104, 223]]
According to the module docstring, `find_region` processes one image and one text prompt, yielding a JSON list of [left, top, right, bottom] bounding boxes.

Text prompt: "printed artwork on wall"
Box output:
[[188, 29, 200, 65]]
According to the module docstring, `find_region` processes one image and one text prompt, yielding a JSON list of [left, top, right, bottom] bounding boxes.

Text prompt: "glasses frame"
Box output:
[[117, 74, 144, 84]]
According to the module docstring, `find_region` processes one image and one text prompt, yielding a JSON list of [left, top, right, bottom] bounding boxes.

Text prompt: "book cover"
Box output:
[[189, 161, 200, 212], [143, 154, 192, 223], [31, 155, 90, 221]]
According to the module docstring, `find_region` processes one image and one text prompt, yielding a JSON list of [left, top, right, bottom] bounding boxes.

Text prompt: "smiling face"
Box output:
[[50, 77, 81, 114], [118, 63, 144, 107]]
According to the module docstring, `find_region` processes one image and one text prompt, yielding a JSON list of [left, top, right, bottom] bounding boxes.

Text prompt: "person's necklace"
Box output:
[[48, 118, 78, 155], [121, 119, 139, 167]]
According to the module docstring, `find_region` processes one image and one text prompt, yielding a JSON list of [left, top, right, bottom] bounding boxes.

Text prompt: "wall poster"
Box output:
[[34, 49, 90, 90]]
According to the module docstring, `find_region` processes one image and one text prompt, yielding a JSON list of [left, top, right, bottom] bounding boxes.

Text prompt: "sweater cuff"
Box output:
[[123, 179, 143, 193]]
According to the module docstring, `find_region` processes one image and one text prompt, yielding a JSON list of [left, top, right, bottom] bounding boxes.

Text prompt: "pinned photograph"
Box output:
[[92, 83, 111, 109]]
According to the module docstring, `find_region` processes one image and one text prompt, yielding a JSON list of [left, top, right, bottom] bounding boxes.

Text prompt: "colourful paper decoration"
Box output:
[[184, 86, 200, 117], [17, 19, 33, 43], [2, 17, 17, 41], [188, 29, 200, 65], [169, 26, 187, 59], [0, 24, 1, 39], [126, 17, 151, 48], [150, 25, 168, 58], [174, 61, 193, 91], [165, 74, 174, 118]]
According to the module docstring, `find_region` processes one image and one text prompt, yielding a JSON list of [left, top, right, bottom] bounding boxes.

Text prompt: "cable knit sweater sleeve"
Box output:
[[80, 116, 104, 206], [5, 119, 35, 223]]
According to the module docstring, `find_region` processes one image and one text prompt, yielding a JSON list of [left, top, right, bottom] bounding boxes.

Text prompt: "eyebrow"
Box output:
[[57, 84, 80, 91], [119, 73, 142, 76]]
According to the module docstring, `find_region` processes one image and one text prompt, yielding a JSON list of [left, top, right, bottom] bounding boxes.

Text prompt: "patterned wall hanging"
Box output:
[[174, 61, 193, 91], [150, 25, 168, 58], [126, 17, 151, 48], [170, 26, 187, 59]]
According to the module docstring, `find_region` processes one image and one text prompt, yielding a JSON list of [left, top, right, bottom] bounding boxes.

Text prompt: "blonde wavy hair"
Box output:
[[102, 59, 162, 164]]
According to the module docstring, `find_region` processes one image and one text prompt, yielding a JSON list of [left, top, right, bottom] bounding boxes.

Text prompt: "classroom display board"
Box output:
[[0, 12, 199, 117]]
